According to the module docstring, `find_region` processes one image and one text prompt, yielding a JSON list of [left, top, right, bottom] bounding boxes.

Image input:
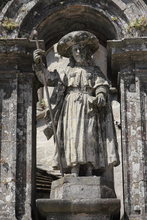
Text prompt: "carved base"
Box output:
[[36, 198, 120, 220], [50, 176, 116, 200], [36, 176, 120, 219]]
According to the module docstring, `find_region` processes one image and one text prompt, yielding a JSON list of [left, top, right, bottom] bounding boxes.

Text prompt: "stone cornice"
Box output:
[[107, 37, 147, 79], [0, 38, 44, 55], [0, 38, 44, 71], [108, 37, 147, 59]]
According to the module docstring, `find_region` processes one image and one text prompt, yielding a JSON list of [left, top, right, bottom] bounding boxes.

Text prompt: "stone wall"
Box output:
[[0, 39, 43, 220], [0, 1, 147, 219], [0, 0, 147, 42], [108, 37, 147, 220]]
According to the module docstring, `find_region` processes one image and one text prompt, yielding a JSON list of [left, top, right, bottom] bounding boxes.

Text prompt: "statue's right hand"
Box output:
[[33, 49, 45, 64]]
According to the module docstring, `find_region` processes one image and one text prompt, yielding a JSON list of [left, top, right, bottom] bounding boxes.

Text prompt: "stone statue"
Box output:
[[33, 31, 119, 176]]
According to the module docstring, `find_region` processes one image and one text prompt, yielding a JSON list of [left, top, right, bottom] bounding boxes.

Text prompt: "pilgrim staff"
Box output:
[[33, 31, 120, 177], [32, 30, 64, 177]]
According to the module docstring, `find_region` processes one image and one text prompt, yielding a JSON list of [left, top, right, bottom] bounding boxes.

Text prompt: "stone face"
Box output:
[[0, 74, 17, 219], [0, 2, 146, 219]]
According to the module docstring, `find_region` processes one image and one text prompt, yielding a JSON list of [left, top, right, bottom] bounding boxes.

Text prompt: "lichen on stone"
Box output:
[[127, 15, 147, 36], [1, 17, 19, 32]]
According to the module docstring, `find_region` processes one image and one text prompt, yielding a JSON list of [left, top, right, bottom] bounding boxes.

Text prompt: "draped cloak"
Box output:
[[36, 64, 120, 170]]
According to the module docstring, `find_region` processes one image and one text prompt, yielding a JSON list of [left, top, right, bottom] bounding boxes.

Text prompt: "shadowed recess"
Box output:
[[19, 5, 118, 50]]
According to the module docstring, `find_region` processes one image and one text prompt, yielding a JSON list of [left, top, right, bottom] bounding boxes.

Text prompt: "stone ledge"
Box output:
[[108, 37, 147, 64], [0, 38, 44, 71], [36, 198, 120, 216], [50, 176, 116, 200], [107, 37, 147, 81], [0, 38, 44, 55], [108, 37, 147, 49]]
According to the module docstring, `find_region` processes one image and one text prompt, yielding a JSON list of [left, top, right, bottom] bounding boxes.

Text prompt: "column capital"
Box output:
[[107, 37, 147, 83]]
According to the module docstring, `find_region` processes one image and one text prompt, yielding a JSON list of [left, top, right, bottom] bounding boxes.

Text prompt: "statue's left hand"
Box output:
[[97, 93, 106, 107]]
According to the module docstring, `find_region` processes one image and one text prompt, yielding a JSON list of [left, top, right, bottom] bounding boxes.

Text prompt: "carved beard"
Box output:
[[68, 56, 93, 67]]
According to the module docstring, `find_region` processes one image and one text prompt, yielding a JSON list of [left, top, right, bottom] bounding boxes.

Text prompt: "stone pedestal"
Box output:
[[108, 37, 147, 220], [50, 176, 116, 200], [0, 39, 44, 219], [37, 176, 120, 220]]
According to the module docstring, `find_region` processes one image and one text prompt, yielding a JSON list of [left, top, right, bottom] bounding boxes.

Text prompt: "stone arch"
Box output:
[[13, 0, 145, 84], [1, 0, 146, 82], [15, 1, 129, 85], [24, 5, 119, 48], [1, 0, 146, 85], [18, 0, 127, 45], [1, 0, 147, 48]]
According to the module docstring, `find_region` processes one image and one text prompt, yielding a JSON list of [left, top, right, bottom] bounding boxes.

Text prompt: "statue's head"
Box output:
[[57, 31, 99, 65], [71, 44, 88, 64]]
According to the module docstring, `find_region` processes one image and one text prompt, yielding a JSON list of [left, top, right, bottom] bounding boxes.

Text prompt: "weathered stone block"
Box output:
[[108, 37, 147, 219], [36, 198, 120, 220], [50, 176, 116, 200], [0, 39, 44, 220], [37, 176, 120, 219]]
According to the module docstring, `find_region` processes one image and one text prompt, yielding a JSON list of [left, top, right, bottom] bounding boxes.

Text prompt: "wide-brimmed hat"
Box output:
[[57, 31, 99, 58]]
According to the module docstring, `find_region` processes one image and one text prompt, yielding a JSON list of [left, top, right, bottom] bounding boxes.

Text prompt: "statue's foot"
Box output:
[[71, 173, 78, 177], [71, 165, 79, 177], [86, 163, 93, 176]]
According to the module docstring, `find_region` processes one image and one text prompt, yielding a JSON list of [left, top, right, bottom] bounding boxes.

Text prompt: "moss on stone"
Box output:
[[128, 16, 147, 33], [2, 18, 19, 31]]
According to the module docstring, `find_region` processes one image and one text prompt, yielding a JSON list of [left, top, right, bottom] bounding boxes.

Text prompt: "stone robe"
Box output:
[[35, 64, 119, 170]]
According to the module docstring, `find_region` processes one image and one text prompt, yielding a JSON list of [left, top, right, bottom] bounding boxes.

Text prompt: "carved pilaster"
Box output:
[[0, 39, 44, 219], [108, 38, 147, 219]]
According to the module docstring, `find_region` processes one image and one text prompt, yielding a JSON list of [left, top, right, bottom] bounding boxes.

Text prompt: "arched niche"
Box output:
[[32, 3, 121, 173], [18, 2, 124, 85], [18, 0, 127, 43], [19, 5, 119, 48]]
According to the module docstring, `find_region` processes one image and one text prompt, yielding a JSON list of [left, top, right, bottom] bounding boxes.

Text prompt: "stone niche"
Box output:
[[36, 42, 108, 172], [36, 41, 123, 217], [35, 32, 122, 219]]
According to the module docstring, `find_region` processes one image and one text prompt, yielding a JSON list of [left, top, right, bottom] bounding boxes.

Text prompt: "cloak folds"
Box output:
[[43, 75, 120, 171]]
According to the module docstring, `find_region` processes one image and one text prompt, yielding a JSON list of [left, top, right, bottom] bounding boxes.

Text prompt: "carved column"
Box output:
[[108, 38, 147, 220], [0, 39, 43, 220]]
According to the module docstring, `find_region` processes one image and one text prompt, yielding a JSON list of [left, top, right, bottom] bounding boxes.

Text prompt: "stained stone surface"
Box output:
[[50, 176, 116, 200], [36, 176, 120, 219], [108, 37, 147, 220], [0, 1, 147, 219], [47, 214, 110, 220], [36, 42, 108, 172], [34, 31, 119, 175], [36, 197, 120, 220], [1, 0, 147, 40], [0, 39, 43, 220]]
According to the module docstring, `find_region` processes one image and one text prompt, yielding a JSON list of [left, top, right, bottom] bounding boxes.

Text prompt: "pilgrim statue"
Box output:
[[33, 31, 119, 176]]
